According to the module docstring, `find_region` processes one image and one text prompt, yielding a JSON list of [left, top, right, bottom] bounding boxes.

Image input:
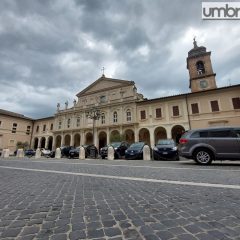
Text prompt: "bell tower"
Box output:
[[187, 38, 217, 92]]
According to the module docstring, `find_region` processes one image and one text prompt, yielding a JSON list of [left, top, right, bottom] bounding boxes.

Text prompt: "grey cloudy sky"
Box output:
[[0, 0, 239, 118]]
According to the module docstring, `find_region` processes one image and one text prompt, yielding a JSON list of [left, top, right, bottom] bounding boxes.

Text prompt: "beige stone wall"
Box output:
[[188, 86, 240, 129], [0, 114, 33, 153]]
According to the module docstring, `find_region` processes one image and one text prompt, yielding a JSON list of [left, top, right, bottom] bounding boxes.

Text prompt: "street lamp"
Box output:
[[86, 107, 101, 146]]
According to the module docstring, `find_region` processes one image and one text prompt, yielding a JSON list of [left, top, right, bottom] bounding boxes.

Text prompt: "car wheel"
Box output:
[[193, 148, 213, 165]]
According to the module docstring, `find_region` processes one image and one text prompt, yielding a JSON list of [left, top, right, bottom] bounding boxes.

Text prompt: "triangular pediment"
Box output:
[[76, 75, 134, 97]]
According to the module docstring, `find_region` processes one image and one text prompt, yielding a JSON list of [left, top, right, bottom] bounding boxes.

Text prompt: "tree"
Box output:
[[16, 141, 29, 150]]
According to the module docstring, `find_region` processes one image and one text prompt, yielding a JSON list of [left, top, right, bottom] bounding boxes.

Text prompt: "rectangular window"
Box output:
[[0, 121, 2, 127], [172, 106, 179, 116], [140, 110, 146, 120], [36, 125, 39, 132], [191, 103, 199, 114], [43, 124, 46, 132], [58, 121, 62, 129], [232, 97, 240, 109], [76, 118, 80, 127], [12, 123, 17, 133], [210, 100, 219, 112], [67, 119, 71, 128], [50, 123, 53, 130], [156, 108, 162, 118], [26, 125, 31, 135]]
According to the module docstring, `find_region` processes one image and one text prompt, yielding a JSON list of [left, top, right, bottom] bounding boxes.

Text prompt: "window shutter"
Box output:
[[232, 97, 240, 109], [191, 103, 199, 114], [172, 106, 179, 116], [210, 100, 219, 112], [156, 108, 162, 118], [140, 110, 146, 120]]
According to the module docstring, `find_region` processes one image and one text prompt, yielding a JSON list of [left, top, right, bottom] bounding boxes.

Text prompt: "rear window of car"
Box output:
[[191, 131, 208, 138]]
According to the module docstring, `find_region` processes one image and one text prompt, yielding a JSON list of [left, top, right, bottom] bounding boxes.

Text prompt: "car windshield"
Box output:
[[157, 139, 174, 145], [128, 142, 144, 150], [111, 142, 121, 148]]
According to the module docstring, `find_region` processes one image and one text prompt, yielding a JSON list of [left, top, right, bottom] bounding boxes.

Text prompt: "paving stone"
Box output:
[[87, 228, 105, 239], [156, 230, 174, 240], [20, 226, 40, 236], [1, 228, 22, 238], [69, 230, 86, 240], [104, 227, 122, 237], [51, 233, 68, 240]]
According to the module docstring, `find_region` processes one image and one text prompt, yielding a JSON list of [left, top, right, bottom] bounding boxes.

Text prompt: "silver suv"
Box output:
[[178, 127, 240, 165]]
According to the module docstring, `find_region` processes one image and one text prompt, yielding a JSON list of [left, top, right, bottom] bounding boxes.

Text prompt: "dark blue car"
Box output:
[[24, 149, 36, 157], [125, 142, 146, 160], [153, 139, 179, 160]]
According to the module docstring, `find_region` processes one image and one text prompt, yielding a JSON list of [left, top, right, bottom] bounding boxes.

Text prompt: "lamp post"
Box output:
[[86, 107, 101, 146]]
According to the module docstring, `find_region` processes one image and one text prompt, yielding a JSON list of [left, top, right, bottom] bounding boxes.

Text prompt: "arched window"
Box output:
[[126, 109, 131, 122], [113, 111, 118, 123], [67, 118, 71, 128], [101, 113, 105, 124], [196, 61, 205, 75]]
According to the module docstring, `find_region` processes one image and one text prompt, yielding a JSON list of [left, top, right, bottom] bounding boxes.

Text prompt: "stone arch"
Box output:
[[47, 136, 53, 150], [139, 128, 150, 146], [110, 130, 120, 142], [124, 129, 135, 144], [154, 127, 167, 144], [85, 132, 93, 145], [64, 134, 71, 146], [33, 138, 39, 150], [55, 135, 62, 148], [171, 125, 185, 143], [40, 137, 46, 148], [73, 133, 80, 147], [99, 131, 107, 149]]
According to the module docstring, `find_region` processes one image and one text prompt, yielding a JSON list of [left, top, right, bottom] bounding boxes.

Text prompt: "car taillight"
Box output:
[[179, 138, 188, 144]]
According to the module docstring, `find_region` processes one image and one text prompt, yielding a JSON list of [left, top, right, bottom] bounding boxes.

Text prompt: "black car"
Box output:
[[24, 149, 36, 157], [125, 142, 146, 160], [100, 142, 129, 159], [49, 146, 74, 158], [69, 147, 80, 159], [153, 139, 179, 160], [68, 145, 98, 159]]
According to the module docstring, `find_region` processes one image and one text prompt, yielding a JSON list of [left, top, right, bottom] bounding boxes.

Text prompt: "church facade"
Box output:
[[1, 41, 240, 153]]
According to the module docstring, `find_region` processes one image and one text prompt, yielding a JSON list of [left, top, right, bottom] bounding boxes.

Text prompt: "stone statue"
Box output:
[[57, 103, 60, 111], [65, 101, 68, 109]]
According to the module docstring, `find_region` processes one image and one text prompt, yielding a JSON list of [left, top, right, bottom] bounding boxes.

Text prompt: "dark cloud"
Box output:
[[0, 0, 239, 118]]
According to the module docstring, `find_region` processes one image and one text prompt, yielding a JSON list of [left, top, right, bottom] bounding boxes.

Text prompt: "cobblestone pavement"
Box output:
[[0, 158, 240, 240]]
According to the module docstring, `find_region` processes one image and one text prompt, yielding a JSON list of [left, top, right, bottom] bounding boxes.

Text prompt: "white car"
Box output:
[[41, 148, 51, 157]]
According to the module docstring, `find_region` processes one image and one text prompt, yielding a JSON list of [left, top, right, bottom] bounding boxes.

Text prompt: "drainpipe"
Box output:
[[185, 94, 191, 130]]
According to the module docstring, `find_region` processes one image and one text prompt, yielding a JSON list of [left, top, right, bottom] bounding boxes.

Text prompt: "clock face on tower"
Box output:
[[199, 79, 208, 89]]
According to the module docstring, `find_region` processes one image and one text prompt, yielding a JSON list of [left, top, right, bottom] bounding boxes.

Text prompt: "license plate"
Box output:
[[163, 152, 168, 154]]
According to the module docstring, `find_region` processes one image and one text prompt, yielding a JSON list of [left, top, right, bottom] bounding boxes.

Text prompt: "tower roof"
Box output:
[[188, 38, 207, 57]]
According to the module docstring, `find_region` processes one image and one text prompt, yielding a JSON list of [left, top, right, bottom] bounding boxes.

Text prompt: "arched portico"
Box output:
[[99, 131, 107, 149], [124, 129, 135, 144], [55, 135, 61, 148], [85, 132, 93, 145], [33, 138, 38, 150], [154, 127, 167, 144], [139, 128, 150, 146], [47, 136, 53, 150], [171, 125, 185, 143], [64, 134, 71, 146], [74, 133, 80, 147], [40, 137, 46, 148]]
